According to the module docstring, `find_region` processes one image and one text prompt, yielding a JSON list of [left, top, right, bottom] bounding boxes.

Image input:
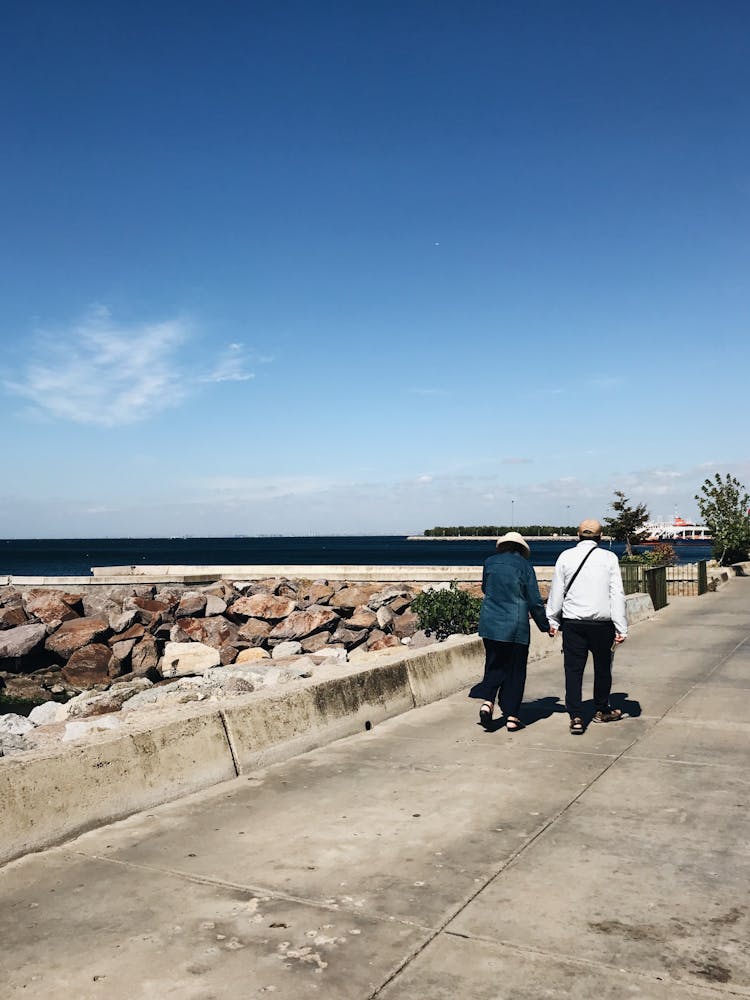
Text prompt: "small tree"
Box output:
[[603, 490, 650, 557], [695, 473, 750, 566]]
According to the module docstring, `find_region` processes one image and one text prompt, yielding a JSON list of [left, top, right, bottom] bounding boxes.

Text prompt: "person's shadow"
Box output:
[[521, 696, 566, 727], [608, 691, 642, 718], [468, 688, 564, 730]]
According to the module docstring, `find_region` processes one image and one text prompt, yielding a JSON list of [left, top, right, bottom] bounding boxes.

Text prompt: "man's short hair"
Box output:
[[578, 518, 602, 540]]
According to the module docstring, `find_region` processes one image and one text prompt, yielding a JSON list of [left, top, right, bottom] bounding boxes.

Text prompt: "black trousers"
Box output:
[[476, 638, 529, 717], [561, 619, 616, 719]]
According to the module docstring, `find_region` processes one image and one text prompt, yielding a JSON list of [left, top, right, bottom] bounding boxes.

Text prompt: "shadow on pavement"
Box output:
[[520, 695, 565, 727], [609, 691, 642, 718]]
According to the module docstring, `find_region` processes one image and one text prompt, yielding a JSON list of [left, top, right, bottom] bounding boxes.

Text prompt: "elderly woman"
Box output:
[[475, 531, 549, 732]]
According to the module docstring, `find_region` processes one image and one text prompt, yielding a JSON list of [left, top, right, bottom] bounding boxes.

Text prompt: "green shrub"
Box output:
[[411, 581, 482, 641]]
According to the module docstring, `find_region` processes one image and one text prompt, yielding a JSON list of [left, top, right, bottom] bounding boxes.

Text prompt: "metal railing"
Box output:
[[620, 560, 708, 605]]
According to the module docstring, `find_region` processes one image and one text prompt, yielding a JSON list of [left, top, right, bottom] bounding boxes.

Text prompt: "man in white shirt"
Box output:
[[546, 519, 627, 735]]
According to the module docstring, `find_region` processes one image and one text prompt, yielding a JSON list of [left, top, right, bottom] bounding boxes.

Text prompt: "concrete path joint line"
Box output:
[[369, 734, 642, 998], [71, 850, 436, 932], [441, 930, 748, 998], [654, 632, 750, 729]]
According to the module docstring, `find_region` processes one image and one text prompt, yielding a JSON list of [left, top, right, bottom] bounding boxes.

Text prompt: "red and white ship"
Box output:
[[642, 515, 712, 543]]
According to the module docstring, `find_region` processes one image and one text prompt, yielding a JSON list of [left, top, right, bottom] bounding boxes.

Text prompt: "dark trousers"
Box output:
[[561, 619, 616, 719], [476, 639, 529, 717]]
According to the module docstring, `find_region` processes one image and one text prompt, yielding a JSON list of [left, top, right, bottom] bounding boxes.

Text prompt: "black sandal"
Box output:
[[479, 702, 494, 728], [570, 717, 584, 735], [506, 717, 524, 732], [593, 708, 623, 723]]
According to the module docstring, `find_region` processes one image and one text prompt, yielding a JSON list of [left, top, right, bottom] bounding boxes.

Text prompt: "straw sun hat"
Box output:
[[495, 531, 530, 557]]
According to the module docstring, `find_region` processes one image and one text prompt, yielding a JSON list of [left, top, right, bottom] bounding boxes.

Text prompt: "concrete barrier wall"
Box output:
[[0, 592, 655, 867], [0, 708, 237, 866], [223, 662, 415, 772]]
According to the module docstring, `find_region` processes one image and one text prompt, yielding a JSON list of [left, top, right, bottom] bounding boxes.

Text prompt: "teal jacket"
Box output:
[[478, 551, 549, 644]]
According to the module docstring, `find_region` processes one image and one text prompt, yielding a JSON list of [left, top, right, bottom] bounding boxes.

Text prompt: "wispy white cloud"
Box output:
[[4, 306, 189, 427], [502, 457, 532, 465], [201, 342, 256, 383], [4, 307, 269, 427], [409, 387, 449, 396]]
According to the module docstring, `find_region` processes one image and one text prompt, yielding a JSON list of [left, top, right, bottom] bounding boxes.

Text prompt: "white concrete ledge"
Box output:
[[0, 708, 237, 866], [89, 564, 486, 582]]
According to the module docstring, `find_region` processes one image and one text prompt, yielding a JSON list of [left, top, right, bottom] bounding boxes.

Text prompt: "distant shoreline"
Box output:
[[406, 535, 581, 541]]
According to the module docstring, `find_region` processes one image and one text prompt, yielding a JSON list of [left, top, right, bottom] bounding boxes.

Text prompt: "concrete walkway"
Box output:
[[2, 580, 749, 999]]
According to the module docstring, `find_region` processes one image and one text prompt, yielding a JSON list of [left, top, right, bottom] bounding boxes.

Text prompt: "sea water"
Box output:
[[0, 536, 713, 577]]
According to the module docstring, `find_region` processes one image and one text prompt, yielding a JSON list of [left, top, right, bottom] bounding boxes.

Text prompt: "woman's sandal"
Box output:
[[506, 717, 524, 732], [570, 717, 585, 736], [479, 702, 494, 728]]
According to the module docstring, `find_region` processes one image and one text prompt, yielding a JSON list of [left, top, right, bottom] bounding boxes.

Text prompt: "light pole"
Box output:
[[566, 505, 571, 533], [511, 499, 516, 528]]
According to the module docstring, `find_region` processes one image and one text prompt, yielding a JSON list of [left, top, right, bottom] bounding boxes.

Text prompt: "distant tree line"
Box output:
[[424, 525, 578, 537]]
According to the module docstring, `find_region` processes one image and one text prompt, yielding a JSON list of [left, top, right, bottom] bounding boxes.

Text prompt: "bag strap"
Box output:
[[553, 544, 598, 619]]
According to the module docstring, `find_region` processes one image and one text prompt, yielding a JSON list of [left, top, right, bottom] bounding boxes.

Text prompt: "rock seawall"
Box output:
[[0, 577, 485, 754]]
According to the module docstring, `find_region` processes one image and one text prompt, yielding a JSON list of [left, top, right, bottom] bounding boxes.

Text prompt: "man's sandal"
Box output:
[[506, 717, 524, 732], [479, 702, 494, 728], [593, 708, 623, 723], [570, 717, 585, 735]]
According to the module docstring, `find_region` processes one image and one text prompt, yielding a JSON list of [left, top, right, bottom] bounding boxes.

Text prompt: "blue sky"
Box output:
[[1, 0, 748, 537]]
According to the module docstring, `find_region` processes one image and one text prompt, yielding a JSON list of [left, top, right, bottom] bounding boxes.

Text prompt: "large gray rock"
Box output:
[[45, 617, 110, 658], [227, 594, 297, 621], [331, 625, 367, 649], [368, 585, 417, 610], [201, 667, 256, 695], [0, 734, 31, 756], [204, 595, 228, 617], [65, 678, 153, 718], [175, 592, 207, 619], [392, 610, 419, 638], [161, 641, 220, 678], [108, 623, 146, 646], [368, 635, 401, 652], [108, 609, 138, 633], [347, 606, 378, 630], [236, 618, 272, 646], [300, 581, 335, 605], [0, 605, 28, 630], [22, 589, 83, 623], [271, 640, 302, 659], [130, 635, 160, 676], [235, 647, 271, 663], [61, 643, 113, 689], [0, 623, 47, 659], [408, 629, 438, 650], [170, 616, 238, 649], [329, 585, 379, 611], [376, 606, 395, 630], [28, 701, 68, 726], [300, 631, 331, 653], [121, 680, 204, 712], [268, 607, 339, 642], [0, 713, 35, 735], [310, 645, 348, 663], [110, 638, 137, 662]]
